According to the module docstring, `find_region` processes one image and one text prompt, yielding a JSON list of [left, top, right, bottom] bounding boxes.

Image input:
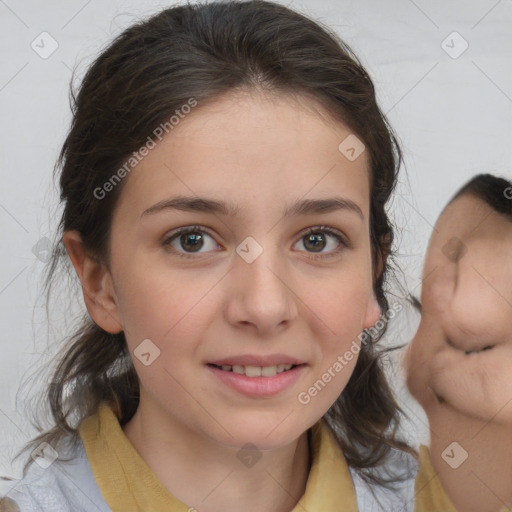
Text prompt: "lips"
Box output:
[[463, 346, 493, 355], [208, 354, 305, 367], [207, 361, 307, 397], [445, 337, 494, 355]]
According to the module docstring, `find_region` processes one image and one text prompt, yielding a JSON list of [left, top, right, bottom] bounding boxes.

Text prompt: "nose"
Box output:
[[426, 235, 512, 353], [224, 243, 298, 336], [448, 236, 512, 348]]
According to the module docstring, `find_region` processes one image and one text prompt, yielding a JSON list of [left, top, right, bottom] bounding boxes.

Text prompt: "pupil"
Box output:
[[305, 233, 325, 252], [181, 233, 203, 252]]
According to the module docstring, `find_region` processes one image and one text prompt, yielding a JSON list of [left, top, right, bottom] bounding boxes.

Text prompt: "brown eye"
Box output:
[[178, 232, 204, 252], [303, 232, 327, 252], [162, 225, 219, 258], [294, 226, 349, 259]]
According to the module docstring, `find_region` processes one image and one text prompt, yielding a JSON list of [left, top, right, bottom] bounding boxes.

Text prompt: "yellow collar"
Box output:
[[79, 402, 359, 512], [414, 445, 458, 512]]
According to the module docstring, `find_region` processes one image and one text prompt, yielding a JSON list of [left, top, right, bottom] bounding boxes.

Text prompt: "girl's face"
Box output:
[[100, 90, 381, 448], [406, 193, 512, 423]]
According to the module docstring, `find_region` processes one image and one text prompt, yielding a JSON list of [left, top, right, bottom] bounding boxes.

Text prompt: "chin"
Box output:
[[217, 428, 301, 452], [236, 413, 310, 444]]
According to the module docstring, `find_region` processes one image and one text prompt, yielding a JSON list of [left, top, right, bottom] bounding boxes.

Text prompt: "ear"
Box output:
[[62, 230, 123, 334], [362, 289, 382, 330]]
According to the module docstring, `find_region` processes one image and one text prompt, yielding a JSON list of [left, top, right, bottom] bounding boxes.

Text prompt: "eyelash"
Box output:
[[162, 224, 350, 260]]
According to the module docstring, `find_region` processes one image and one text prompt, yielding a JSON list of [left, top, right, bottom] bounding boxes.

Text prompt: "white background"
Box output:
[[1, 0, 511, 491]]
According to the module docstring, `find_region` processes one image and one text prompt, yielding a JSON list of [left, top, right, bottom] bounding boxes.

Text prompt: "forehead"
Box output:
[[425, 192, 511, 264], [433, 194, 496, 240], [115, 89, 371, 221]]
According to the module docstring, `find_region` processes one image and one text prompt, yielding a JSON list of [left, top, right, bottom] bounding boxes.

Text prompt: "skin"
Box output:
[[405, 192, 512, 512], [63, 89, 382, 512]]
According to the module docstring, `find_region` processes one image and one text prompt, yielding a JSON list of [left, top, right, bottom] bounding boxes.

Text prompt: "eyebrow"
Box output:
[[140, 195, 364, 220]]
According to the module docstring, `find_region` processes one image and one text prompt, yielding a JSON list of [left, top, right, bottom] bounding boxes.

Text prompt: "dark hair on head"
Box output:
[[12, 0, 416, 489], [448, 173, 512, 220]]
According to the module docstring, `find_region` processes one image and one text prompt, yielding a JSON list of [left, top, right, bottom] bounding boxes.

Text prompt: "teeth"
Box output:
[[261, 366, 277, 377], [245, 365, 262, 377], [216, 364, 294, 376]]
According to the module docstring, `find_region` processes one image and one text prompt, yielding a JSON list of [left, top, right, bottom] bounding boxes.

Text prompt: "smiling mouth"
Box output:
[[207, 363, 302, 377]]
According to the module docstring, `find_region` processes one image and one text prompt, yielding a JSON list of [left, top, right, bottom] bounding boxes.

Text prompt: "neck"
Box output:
[[426, 400, 512, 512], [122, 397, 312, 512]]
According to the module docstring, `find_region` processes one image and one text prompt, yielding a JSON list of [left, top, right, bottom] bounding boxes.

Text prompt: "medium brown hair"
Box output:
[[14, 0, 415, 489]]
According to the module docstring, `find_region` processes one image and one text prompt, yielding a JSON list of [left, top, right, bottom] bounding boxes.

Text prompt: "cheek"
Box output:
[[408, 316, 445, 365], [302, 282, 372, 402], [113, 259, 222, 355], [405, 321, 441, 407], [451, 252, 512, 345], [310, 275, 373, 341], [299, 335, 361, 413]]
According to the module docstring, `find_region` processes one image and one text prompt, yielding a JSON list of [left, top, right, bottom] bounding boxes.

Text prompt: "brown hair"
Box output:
[[13, 0, 415, 489]]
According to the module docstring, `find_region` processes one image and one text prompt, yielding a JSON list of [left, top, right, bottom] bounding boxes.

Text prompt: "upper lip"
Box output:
[[208, 354, 305, 367]]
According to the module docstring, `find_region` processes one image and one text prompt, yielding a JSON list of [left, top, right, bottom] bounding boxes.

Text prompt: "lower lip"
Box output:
[[206, 364, 307, 398]]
